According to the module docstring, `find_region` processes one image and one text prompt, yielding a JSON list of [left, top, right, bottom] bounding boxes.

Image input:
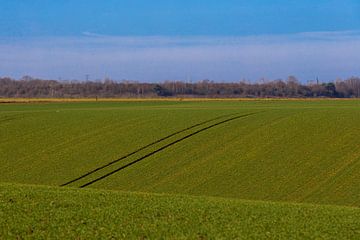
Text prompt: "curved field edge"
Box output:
[[1, 183, 360, 239]]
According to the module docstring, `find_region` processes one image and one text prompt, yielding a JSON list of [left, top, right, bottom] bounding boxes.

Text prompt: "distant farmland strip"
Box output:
[[80, 112, 257, 188], [61, 113, 238, 187]]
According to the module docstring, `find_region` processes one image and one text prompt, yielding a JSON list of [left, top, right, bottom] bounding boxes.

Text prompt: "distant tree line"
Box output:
[[1, 76, 360, 98]]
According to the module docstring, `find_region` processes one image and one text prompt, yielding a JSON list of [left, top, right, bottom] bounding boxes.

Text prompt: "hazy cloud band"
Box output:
[[0, 31, 359, 82]]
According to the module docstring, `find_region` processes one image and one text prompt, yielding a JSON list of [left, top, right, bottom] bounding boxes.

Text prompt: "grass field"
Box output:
[[1, 183, 360, 239], [1, 99, 360, 238]]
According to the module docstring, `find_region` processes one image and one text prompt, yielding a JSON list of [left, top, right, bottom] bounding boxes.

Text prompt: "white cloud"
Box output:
[[0, 31, 359, 81]]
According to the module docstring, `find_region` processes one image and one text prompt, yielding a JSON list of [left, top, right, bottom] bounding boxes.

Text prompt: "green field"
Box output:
[[1, 100, 360, 238], [1, 183, 360, 239]]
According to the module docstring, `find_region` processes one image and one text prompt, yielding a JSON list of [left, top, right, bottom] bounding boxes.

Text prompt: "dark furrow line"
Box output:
[[0, 117, 17, 124], [80, 112, 257, 188], [0, 113, 27, 124], [60, 113, 237, 187]]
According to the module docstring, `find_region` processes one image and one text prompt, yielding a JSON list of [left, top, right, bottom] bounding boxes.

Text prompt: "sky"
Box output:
[[0, 0, 359, 82]]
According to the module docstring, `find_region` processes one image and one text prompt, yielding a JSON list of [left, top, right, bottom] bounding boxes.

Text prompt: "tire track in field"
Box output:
[[79, 112, 258, 188], [61, 113, 238, 187], [0, 117, 17, 124], [0, 113, 28, 124]]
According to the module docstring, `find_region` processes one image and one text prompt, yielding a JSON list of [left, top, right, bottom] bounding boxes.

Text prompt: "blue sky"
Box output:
[[0, 0, 359, 81]]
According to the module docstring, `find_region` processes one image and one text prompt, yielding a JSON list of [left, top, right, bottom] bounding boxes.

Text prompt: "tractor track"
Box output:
[[0, 117, 17, 124], [0, 113, 28, 124], [78, 112, 258, 188], [60, 113, 238, 187]]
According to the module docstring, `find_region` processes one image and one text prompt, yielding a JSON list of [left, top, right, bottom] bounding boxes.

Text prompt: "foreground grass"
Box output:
[[1, 183, 360, 239]]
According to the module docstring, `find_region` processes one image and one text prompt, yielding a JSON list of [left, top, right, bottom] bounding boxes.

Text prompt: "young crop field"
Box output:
[[1, 99, 360, 238], [1, 183, 360, 239]]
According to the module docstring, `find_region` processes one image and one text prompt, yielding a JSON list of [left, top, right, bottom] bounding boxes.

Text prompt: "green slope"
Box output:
[[1, 183, 360, 239], [1, 100, 360, 206]]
